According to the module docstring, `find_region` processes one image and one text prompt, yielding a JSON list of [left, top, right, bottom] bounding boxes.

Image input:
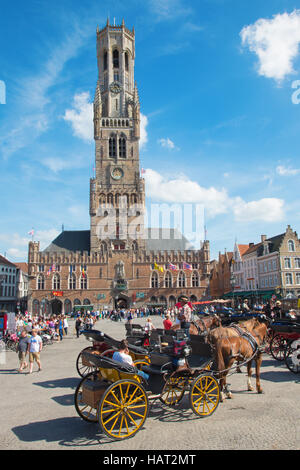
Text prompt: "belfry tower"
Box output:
[[90, 19, 145, 253]]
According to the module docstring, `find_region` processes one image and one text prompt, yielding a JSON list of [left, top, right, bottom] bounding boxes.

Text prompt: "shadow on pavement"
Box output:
[[33, 377, 80, 390], [51, 394, 75, 406], [11, 416, 112, 447]]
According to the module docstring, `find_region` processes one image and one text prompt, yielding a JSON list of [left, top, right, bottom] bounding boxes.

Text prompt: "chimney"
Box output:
[[261, 235, 266, 242]]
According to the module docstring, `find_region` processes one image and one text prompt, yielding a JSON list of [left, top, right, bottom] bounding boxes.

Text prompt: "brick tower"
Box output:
[[90, 19, 145, 254]]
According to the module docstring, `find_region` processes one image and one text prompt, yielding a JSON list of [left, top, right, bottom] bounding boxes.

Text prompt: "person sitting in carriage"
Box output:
[[112, 339, 149, 382]]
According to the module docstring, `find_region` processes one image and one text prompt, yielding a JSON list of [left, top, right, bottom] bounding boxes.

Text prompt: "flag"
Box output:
[[141, 168, 146, 175], [154, 262, 163, 273], [51, 263, 56, 272], [183, 262, 192, 271], [168, 263, 177, 271], [28, 229, 34, 237], [81, 267, 86, 278]]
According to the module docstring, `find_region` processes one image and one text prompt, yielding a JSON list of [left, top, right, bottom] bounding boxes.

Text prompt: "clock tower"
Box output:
[[90, 19, 145, 253]]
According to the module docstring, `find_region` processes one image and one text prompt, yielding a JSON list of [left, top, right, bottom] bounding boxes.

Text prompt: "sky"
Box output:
[[0, 0, 300, 262]]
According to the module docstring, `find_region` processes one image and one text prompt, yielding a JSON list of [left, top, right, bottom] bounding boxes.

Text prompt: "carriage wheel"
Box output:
[[160, 376, 186, 406], [98, 379, 148, 440], [74, 371, 101, 423], [76, 347, 97, 377], [284, 339, 300, 374], [270, 335, 288, 361], [189, 373, 220, 417]]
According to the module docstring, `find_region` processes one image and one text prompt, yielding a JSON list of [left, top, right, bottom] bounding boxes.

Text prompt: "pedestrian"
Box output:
[[144, 317, 155, 334], [63, 316, 69, 335], [16, 330, 30, 373], [75, 316, 82, 338], [27, 329, 42, 374], [163, 314, 173, 331], [58, 316, 64, 341]]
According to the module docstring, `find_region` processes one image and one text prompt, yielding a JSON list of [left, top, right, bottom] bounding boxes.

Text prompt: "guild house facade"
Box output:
[[27, 20, 210, 315]]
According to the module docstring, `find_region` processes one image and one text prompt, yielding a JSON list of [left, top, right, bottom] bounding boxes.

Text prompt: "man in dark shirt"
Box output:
[[17, 330, 30, 372]]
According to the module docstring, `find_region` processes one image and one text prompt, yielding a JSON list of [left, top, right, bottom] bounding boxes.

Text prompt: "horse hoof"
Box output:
[[226, 393, 233, 399], [248, 386, 254, 392], [257, 389, 264, 394]]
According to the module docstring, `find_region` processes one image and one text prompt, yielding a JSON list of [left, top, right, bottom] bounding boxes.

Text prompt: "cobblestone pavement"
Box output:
[[0, 317, 299, 450]]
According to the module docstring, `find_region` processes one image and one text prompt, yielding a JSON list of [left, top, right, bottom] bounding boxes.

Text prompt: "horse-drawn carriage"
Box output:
[[266, 318, 300, 373], [74, 328, 220, 440], [76, 329, 150, 377]]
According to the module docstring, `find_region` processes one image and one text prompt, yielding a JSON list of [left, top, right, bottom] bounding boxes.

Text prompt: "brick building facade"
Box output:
[[27, 20, 210, 316]]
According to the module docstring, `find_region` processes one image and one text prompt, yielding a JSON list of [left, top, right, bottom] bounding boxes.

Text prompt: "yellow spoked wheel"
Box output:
[[160, 376, 186, 406], [98, 380, 148, 440], [74, 371, 101, 423], [189, 373, 220, 418]]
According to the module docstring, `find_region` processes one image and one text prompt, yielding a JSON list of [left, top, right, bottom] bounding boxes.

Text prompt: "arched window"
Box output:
[[125, 52, 129, 71], [103, 51, 108, 70], [74, 298, 81, 306], [100, 242, 107, 254], [53, 274, 60, 290], [32, 299, 40, 314], [80, 275, 87, 290], [192, 271, 199, 287], [132, 241, 138, 251], [165, 271, 172, 288], [178, 271, 186, 288], [69, 274, 76, 290], [119, 137, 126, 158], [151, 271, 159, 288], [288, 240, 295, 252], [160, 296, 167, 305], [64, 299, 72, 314], [109, 135, 117, 157], [37, 275, 44, 290], [83, 298, 91, 305], [113, 49, 119, 68]]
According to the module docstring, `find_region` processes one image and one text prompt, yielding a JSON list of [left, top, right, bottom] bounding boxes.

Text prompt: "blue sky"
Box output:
[[0, 0, 300, 261]]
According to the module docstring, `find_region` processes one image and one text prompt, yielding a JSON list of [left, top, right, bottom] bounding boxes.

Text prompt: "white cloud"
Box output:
[[240, 10, 300, 82], [63, 92, 94, 141], [144, 168, 231, 217], [276, 164, 300, 176], [233, 197, 284, 223], [143, 168, 285, 222], [0, 229, 60, 261], [140, 113, 149, 149], [158, 137, 178, 150]]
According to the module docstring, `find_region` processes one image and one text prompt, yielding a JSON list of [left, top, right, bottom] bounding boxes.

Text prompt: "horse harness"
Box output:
[[228, 323, 260, 359]]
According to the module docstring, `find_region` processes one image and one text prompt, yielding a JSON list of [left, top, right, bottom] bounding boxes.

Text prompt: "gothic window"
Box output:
[[80, 275, 88, 289], [109, 135, 117, 157], [69, 274, 76, 290], [114, 72, 119, 82], [37, 275, 44, 290], [125, 52, 129, 71], [151, 271, 159, 288], [165, 271, 172, 288], [53, 274, 60, 290], [99, 268, 102, 278], [178, 271, 186, 288], [113, 49, 119, 68], [119, 137, 126, 158], [192, 271, 199, 287], [103, 51, 108, 70], [132, 241, 138, 251]]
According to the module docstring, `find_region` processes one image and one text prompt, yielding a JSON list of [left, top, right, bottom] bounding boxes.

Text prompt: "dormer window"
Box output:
[[288, 240, 295, 252]]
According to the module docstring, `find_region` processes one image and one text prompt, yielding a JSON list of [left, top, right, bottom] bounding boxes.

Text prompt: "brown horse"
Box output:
[[171, 314, 221, 336], [212, 318, 268, 401]]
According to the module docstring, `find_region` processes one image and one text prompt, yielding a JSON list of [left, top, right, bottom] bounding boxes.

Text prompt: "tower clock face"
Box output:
[[109, 82, 122, 95], [111, 167, 124, 180]]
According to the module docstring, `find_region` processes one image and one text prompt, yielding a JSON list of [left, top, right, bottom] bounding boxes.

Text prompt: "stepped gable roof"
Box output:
[[43, 231, 90, 254], [43, 228, 196, 254]]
